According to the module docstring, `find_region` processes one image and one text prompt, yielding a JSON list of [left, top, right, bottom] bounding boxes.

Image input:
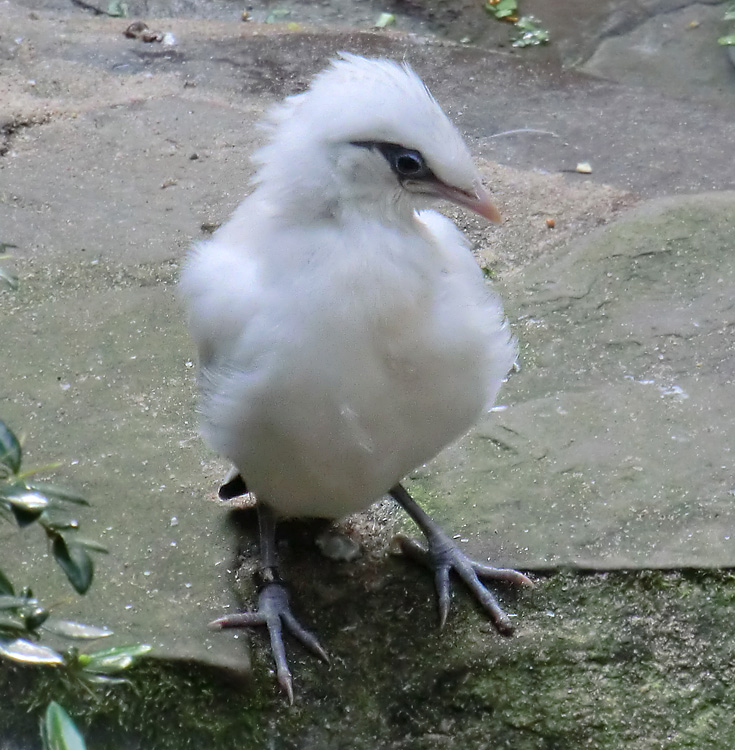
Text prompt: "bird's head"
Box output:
[[252, 53, 499, 225]]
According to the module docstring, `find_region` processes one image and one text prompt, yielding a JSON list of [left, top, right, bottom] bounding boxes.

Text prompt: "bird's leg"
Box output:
[[209, 501, 328, 703], [389, 483, 533, 635]]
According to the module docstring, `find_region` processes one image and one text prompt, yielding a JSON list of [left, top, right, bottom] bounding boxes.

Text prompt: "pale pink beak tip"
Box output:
[[478, 199, 502, 224], [434, 181, 501, 223], [470, 185, 501, 223]]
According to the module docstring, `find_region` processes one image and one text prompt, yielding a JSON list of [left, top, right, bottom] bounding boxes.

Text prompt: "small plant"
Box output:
[[510, 15, 550, 48], [1, 418, 151, 746], [483, 0, 550, 48], [0, 418, 105, 598]]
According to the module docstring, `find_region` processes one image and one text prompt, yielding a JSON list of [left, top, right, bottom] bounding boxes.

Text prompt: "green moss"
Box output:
[[0, 660, 271, 750], [3, 570, 735, 748]]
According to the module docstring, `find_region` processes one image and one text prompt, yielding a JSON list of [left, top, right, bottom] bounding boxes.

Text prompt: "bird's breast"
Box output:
[[201, 219, 502, 518]]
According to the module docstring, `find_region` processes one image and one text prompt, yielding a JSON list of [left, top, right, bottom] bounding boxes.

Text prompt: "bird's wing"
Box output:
[[179, 237, 262, 372]]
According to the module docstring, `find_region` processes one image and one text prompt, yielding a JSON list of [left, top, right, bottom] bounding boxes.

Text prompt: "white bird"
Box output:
[[180, 53, 532, 702]]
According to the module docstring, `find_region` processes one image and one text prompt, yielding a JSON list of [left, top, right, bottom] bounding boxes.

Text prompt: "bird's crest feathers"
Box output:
[[252, 53, 477, 194]]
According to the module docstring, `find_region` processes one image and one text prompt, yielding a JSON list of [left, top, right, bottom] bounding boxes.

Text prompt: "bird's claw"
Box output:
[[209, 582, 328, 703], [394, 532, 533, 635]]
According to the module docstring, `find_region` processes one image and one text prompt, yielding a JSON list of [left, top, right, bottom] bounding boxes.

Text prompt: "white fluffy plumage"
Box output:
[[180, 53, 515, 520]]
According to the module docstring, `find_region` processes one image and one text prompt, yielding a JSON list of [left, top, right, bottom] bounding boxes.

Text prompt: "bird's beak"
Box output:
[[433, 182, 501, 223]]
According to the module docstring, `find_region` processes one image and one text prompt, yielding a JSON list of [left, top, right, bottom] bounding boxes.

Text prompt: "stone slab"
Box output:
[[0, 278, 250, 671], [2, 2, 735, 673], [582, 2, 735, 103], [419, 192, 735, 569]]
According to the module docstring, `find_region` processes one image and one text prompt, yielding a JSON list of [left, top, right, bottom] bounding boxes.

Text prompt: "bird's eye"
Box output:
[[350, 141, 434, 182], [381, 145, 430, 181], [395, 153, 424, 177]]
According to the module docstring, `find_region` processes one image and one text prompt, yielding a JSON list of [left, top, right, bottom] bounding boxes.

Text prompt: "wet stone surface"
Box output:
[[1, 0, 735, 746], [418, 192, 735, 569], [4, 570, 735, 749], [582, 1, 735, 102], [5, 0, 725, 673]]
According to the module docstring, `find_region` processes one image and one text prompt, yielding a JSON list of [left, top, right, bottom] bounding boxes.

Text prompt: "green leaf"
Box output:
[[511, 15, 550, 47], [42, 619, 113, 640], [0, 420, 22, 476], [2, 485, 49, 526], [81, 643, 152, 674], [5, 486, 49, 511], [52, 536, 94, 594], [0, 265, 18, 289], [75, 539, 108, 554], [718, 34, 735, 45], [0, 568, 14, 595], [484, 0, 517, 19], [39, 512, 81, 533], [25, 606, 50, 631], [106, 0, 128, 17], [25, 483, 90, 506], [0, 637, 64, 665], [375, 12, 396, 28], [11, 503, 45, 527], [0, 594, 36, 610], [0, 613, 26, 633], [41, 702, 87, 750]]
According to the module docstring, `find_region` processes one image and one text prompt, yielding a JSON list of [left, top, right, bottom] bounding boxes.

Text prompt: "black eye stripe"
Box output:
[[350, 141, 435, 182]]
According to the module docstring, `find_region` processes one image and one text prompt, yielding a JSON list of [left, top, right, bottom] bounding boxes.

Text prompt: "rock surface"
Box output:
[[422, 192, 735, 569], [1, 0, 734, 678]]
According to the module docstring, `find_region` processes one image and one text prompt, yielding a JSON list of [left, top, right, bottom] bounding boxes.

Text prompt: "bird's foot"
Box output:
[[394, 532, 533, 635], [209, 569, 328, 704]]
